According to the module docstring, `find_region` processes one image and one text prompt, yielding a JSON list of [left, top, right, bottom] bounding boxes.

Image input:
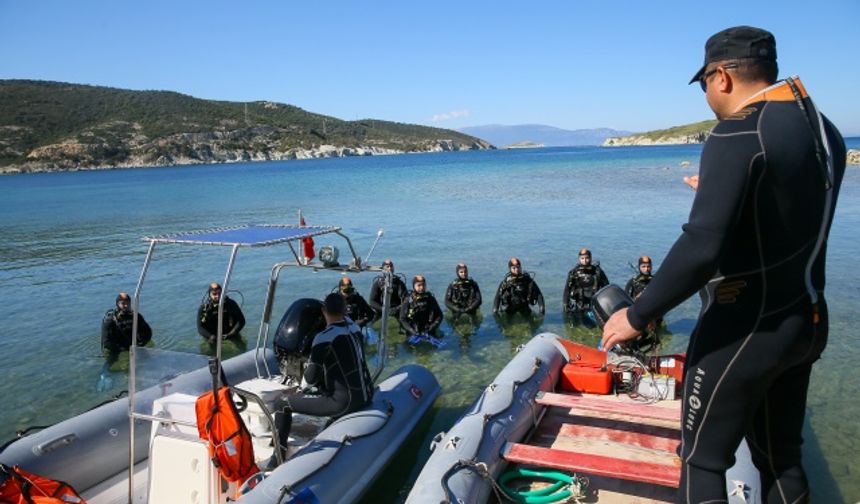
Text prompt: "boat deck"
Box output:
[[502, 390, 682, 503]]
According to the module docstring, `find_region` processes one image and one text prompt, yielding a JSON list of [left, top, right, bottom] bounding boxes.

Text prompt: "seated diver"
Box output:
[[492, 257, 545, 316], [197, 282, 245, 344], [269, 293, 374, 467], [368, 259, 408, 321], [400, 275, 444, 345], [101, 292, 152, 365], [444, 262, 482, 317], [563, 248, 609, 314], [335, 276, 374, 328]]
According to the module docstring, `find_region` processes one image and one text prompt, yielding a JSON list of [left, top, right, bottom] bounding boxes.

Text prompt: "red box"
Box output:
[[559, 363, 613, 394]]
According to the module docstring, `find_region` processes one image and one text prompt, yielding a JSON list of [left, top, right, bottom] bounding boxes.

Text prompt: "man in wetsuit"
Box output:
[[270, 293, 373, 464], [601, 26, 846, 503], [625, 255, 653, 300], [562, 248, 609, 313], [493, 257, 545, 315], [101, 292, 152, 363], [336, 276, 374, 328], [197, 282, 245, 344], [399, 275, 444, 337], [445, 262, 482, 316], [368, 259, 408, 321]]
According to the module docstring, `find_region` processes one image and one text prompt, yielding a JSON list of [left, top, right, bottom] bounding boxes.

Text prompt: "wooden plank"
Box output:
[[536, 392, 681, 424], [503, 442, 680, 488], [556, 423, 679, 453]]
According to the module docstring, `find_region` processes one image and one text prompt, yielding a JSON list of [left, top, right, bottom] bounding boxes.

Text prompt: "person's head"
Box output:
[[578, 248, 592, 266], [116, 292, 131, 311], [508, 257, 522, 276], [456, 262, 468, 280], [382, 259, 394, 273], [413, 275, 426, 294], [339, 276, 355, 295], [639, 255, 652, 275], [208, 282, 222, 303], [322, 292, 346, 323], [690, 26, 778, 119]]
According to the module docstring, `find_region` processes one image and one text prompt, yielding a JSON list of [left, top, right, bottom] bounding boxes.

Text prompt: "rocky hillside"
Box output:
[[849, 149, 859, 165], [0, 80, 493, 173], [603, 120, 718, 146]]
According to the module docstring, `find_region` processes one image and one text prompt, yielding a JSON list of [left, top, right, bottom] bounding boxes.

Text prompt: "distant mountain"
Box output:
[[458, 124, 632, 147], [0, 80, 492, 173]]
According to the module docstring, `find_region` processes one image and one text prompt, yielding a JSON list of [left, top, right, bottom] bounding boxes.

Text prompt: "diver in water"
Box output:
[[101, 292, 152, 364], [399, 275, 444, 338], [563, 248, 609, 314], [368, 259, 408, 320], [197, 282, 245, 344], [444, 262, 482, 316], [493, 257, 545, 316], [335, 276, 374, 328], [269, 293, 373, 468], [625, 255, 654, 300]]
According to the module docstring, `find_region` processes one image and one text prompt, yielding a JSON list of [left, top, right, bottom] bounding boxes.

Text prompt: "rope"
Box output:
[[497, 467, 588, 504]]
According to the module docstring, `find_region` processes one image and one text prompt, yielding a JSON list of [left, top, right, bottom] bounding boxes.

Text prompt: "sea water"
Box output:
[[1, 142, 858, 501]]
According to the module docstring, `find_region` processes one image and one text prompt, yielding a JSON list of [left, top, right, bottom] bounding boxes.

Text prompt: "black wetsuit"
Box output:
[[343, 291, 374, 328], [399, 291, 444, 336], [197, 296, 245, 343], [625, 78, 845, 503], [101, 308, 152, 357], [274, 319, 373, 448], [563, 264, 609, 312], [625, 273, 653, 300], [493, 273, 545, 315], [368, 275, 408, 319], [445, 277, 482, 315]]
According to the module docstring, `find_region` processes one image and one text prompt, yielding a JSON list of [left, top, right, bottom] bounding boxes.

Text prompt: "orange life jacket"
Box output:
[[0, 464, 86, 504], [195, 386, 258, 484]]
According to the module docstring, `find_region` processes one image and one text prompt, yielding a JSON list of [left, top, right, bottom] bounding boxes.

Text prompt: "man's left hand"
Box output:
[[600, 307, 641, 350]]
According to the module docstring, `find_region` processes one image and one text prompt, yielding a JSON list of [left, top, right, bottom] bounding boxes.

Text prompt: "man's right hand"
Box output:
[[684, 175, 700, 191]]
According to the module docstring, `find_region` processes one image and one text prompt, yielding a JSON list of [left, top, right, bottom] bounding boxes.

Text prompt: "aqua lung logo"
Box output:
[[685, 367, 706, 431]]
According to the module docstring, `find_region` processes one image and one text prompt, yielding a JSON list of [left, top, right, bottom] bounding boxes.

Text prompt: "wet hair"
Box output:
[[413, 275, 426, 286], [720, 58, 778, 85], [323, 292, 346, 316], [508, 257, 521, 268]]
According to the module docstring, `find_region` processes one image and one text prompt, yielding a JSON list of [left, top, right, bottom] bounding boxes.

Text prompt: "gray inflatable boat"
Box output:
[[0, 223, 440, 503], [407, 333, 759, 503]]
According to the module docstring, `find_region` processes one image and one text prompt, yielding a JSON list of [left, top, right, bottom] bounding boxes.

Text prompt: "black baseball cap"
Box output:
[[689, 26, 776, 84]]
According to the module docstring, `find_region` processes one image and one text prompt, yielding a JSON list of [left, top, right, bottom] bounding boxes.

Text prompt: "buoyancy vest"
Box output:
[[0, 464, 86, 504], [195, 387, 258, 484], [448, 279, 478, 309], [502, 274, 533, 309]]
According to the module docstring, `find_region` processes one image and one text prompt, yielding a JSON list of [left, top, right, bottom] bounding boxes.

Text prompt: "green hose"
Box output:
[[497, 467, 586, 503]]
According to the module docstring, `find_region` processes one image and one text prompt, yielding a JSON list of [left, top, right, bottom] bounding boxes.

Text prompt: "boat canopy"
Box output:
[[145, 224, 340, 248]]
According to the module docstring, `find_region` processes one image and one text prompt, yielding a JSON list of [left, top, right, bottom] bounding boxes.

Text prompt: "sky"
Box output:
[[2, 1, 858, 135]]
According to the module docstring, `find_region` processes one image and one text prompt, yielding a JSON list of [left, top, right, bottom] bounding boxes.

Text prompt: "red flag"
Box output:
[[299, 211, 315, 261]]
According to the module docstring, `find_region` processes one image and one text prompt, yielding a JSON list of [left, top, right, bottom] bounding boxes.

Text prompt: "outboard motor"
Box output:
[[273, 298, 325, 381], [592, 284, 660, 354]]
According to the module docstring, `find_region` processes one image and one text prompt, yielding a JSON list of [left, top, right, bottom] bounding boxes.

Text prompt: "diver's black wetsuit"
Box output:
[[368, 275, 408, 319], [493, 273, 545, 315], [563, 264, 609, 312], [274, 319, 373, 449], [625, 78, 845, 503], [445, 277, 482, 315], [625, 273, 653, 300], [197, 296, 245, 343], [399, 291, 444, 336], [101, 308, 152, 356], [343, 291, 374, 328]]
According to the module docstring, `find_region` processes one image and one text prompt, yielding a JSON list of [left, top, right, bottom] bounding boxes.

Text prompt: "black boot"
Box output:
[[263, 408, 292, 470]]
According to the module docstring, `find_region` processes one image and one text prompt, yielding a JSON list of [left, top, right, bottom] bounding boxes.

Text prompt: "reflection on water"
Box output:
[[0, 147, 857, 501]]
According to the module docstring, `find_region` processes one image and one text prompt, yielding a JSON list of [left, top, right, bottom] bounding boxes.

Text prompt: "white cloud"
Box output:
[[430, 109, 471, 122]]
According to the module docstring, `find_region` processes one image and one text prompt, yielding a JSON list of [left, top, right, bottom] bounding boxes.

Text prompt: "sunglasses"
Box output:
[[699, 63, 738, 92]]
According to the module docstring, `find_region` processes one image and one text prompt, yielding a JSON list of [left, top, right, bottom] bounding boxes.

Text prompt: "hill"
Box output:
[[458, 124, 631, 147], [0, 80, 492, 173], [603, 120, 718, 146]]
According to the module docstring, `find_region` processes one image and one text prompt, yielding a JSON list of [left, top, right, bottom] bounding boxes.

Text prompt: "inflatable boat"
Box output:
[[0, 223, 440, 503], [407, 333, 759, 503]]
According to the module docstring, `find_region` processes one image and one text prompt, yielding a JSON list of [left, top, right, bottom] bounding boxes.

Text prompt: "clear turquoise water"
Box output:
[[1, 143, 858, 501]]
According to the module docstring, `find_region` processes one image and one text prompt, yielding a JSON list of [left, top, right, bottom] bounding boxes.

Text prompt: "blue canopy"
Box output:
[[146, 224, 340, 247]]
